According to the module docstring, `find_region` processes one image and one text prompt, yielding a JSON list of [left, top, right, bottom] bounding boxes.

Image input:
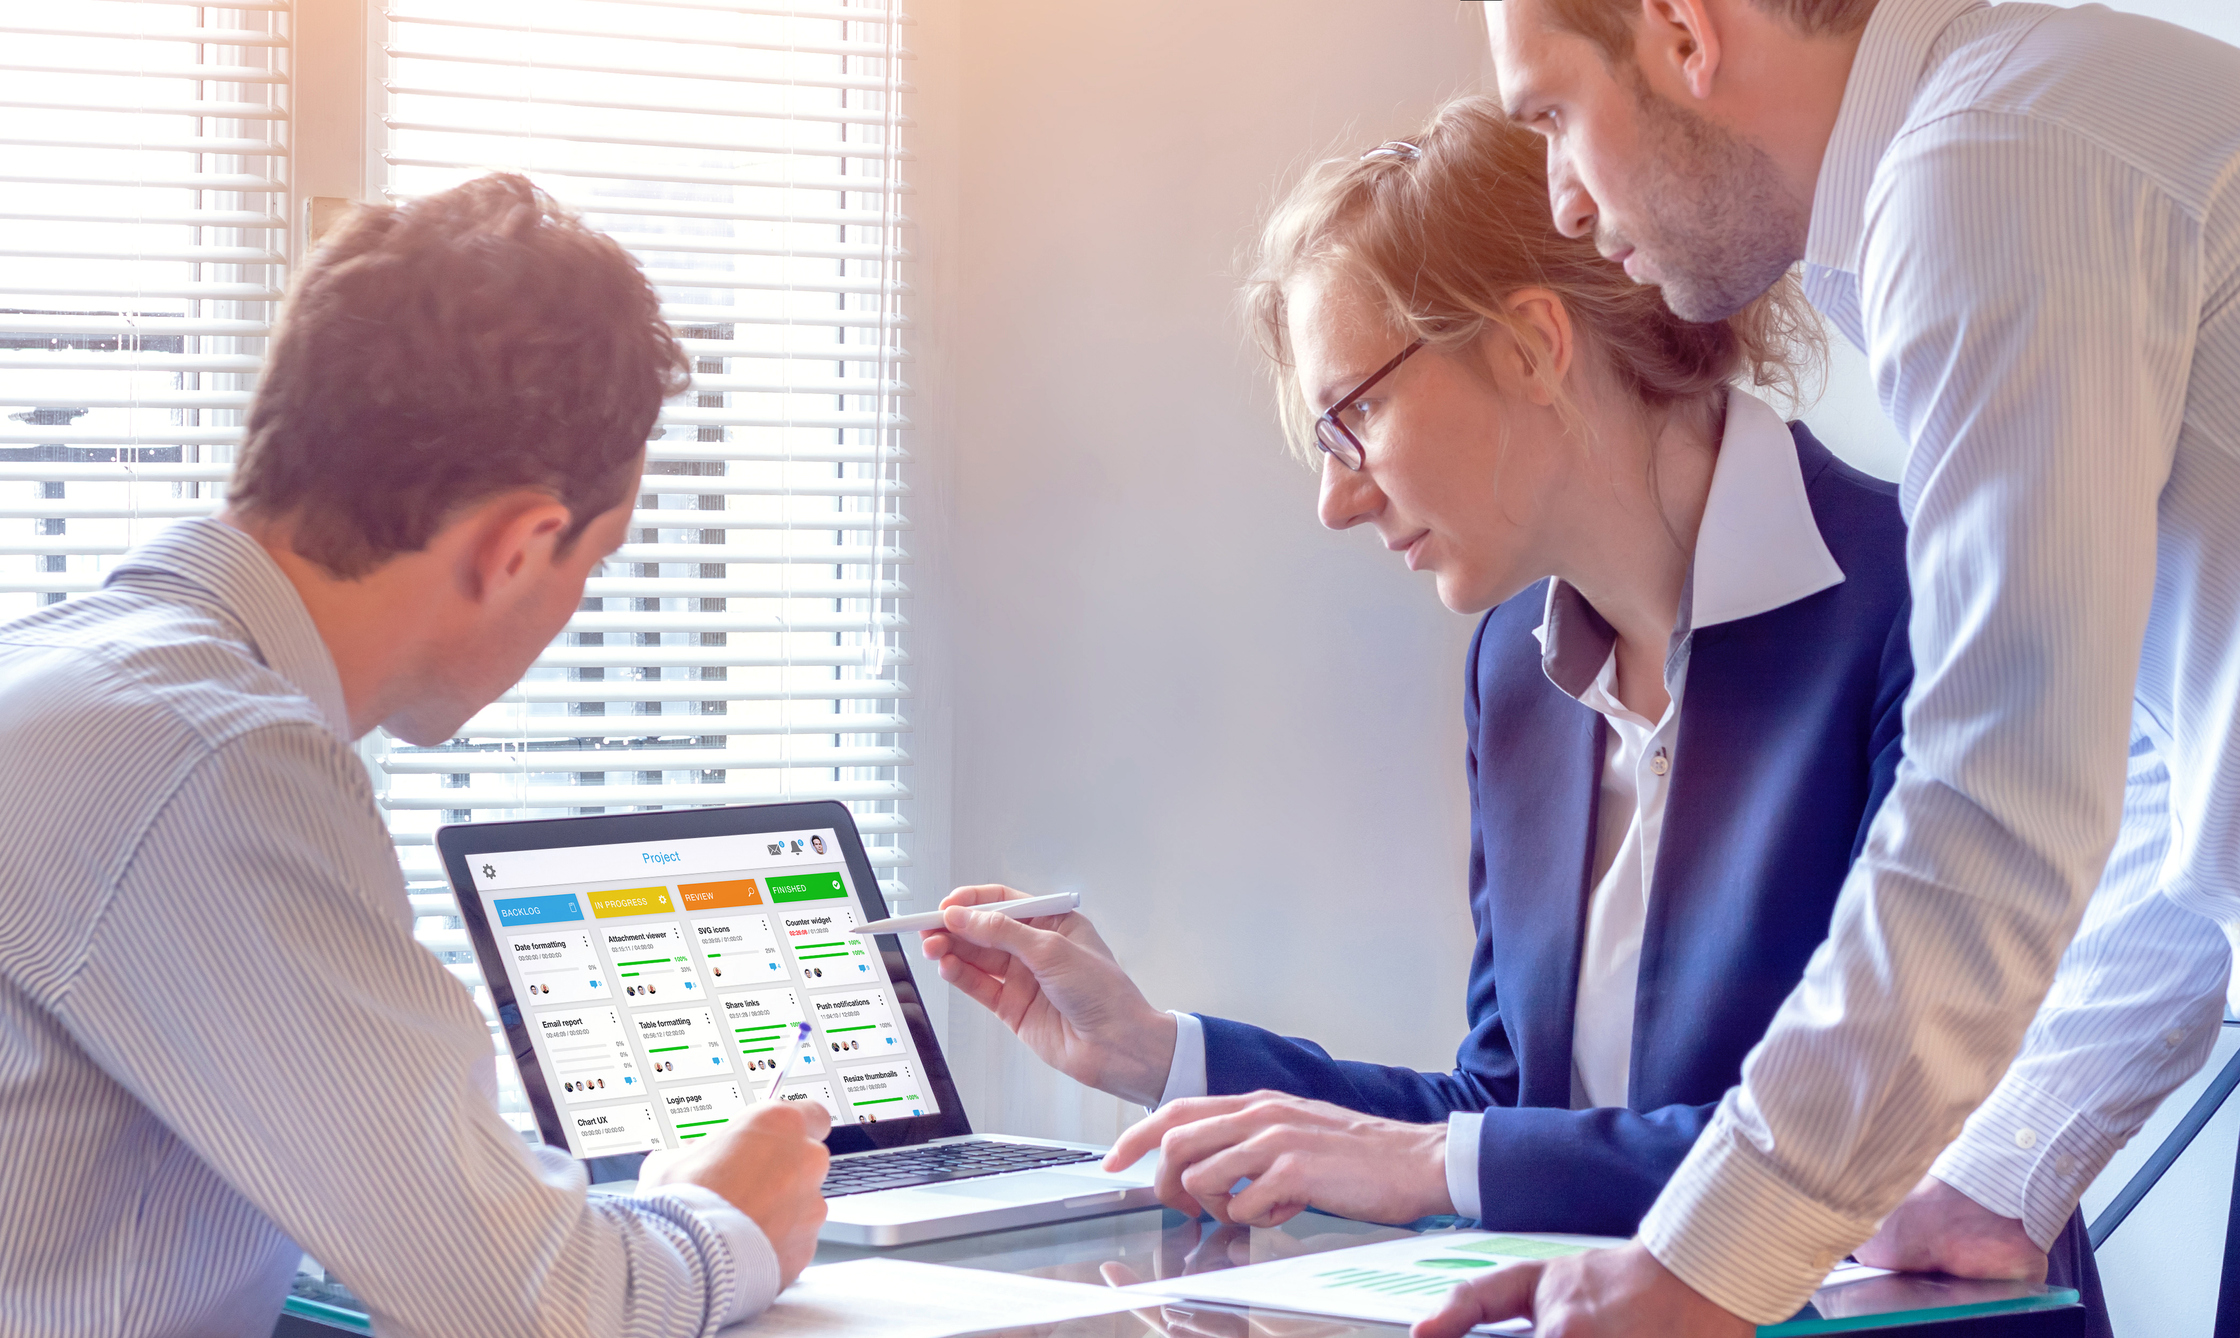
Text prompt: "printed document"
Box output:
[[1123, 1231, 1893, 1333], [720, 1258, 1146, 1338]]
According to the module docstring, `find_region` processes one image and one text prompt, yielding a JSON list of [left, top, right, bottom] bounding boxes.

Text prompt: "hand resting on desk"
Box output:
[[1105, 1093, 1452, 1228], [1854, 1174, 2048, 1283], [638, 1098, 832, 1287], [1411, 1241, 1751, 1338]]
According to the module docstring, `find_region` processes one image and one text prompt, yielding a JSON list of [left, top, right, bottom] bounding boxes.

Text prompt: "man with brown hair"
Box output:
[[1406, 0, 2240, 1335], [0, 174, 830, 1336]]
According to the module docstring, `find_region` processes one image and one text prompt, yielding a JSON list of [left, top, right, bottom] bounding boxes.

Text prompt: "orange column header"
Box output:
[[678, 878, 763, 911]]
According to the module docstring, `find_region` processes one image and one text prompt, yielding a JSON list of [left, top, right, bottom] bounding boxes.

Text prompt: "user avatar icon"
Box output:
[[810, 836, 826, 855]]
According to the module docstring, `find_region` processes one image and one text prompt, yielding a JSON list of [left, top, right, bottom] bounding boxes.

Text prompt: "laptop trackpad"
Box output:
[[918, 1171, 1131, 1207]]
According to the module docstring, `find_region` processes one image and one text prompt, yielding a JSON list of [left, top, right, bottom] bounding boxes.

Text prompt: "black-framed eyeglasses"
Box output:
[[1313, 340, 1425, 471]]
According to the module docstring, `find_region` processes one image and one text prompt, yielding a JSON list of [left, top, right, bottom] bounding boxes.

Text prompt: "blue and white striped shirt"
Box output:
[[0, 517, 777, 1337]]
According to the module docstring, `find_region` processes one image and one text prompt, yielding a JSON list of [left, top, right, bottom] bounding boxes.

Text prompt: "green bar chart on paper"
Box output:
[[1307, 1236, 1592, 1302]]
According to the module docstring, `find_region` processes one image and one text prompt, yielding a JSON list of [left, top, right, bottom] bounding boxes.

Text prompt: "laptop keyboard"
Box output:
[[821, 1141, 1102, 1198]]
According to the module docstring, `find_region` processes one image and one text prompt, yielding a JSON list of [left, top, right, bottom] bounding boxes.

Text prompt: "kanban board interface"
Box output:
[[467, 827, 938, 1157]]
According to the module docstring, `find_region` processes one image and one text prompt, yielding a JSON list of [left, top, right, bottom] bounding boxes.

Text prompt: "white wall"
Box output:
[[906, 0, 1492, 1144]]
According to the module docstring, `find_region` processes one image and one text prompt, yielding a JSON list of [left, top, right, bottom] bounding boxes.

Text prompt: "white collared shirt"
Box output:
[[1548, 388, 1846, 1117], [1157, 388, 1846, 1220], [1566, 648, 1681, 1114], [1638, 0, 2240, 1321]]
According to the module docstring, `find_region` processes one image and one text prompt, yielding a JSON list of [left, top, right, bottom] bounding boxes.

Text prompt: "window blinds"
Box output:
[[0, 0, 909, 1134], [372, 0, 915, 1014], [0, 0, 288, 609]]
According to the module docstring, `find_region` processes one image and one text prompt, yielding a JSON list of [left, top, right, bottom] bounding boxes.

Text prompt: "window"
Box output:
[[369, 0, 915, 1081], [0, 0, 912, 1136], [0, 1, 289, 610]]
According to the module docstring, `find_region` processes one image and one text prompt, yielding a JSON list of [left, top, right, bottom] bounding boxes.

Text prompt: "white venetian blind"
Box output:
[[0, 0, 289, 610], [369, 0, 915, 997]]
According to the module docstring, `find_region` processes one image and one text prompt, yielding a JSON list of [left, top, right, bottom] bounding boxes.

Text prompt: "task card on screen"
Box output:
[[602, 922, 702, 1003], [838, 1061, 927, 1123], [723, 987, 807, 1072], [776, 1080, 843, 1121], [693, 916, 785, 982], [635, 1006, 730, 1079], [781, 903, 872, 982], [572, 1101, 661, 1156], [662, 1080, 749, 1141], [508, 930, 610, 1004], [812, 987, 901, 1057], [536, 1007, 644, 1099]]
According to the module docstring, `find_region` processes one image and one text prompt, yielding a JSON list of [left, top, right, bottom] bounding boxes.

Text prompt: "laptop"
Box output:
[[438, 800, 1161, 1246]]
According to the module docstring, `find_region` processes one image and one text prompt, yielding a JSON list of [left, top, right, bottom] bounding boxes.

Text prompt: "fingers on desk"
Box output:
[[1411, 1262, 1543, 1338]]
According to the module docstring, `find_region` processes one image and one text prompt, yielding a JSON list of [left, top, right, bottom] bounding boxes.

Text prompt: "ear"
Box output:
[[444, 491, 577, 606], [1640, 0, 1723, 101], [1491, 288, 1577, 407]]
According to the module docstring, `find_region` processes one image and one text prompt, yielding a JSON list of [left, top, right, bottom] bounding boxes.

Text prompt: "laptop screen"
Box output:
[[459, 822, 944, 1159]]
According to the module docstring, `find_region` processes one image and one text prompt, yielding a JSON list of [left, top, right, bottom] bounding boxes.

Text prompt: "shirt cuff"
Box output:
[[644, 1183, 782, 1325], [1636, 1112, 1883, 1325], [1445, 1112, 1482, 1220], [1929, 1072, 2120, 1250], [1158, 1011, 1208, 1107]]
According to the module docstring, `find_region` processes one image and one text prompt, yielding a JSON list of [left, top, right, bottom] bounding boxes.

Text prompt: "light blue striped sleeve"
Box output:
[[54, 722, 777, 1337], [1932, 727, 2231, 1247]]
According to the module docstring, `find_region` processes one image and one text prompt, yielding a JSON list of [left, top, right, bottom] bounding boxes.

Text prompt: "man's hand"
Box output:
[[919, 884, 1177, 1105], [639, 1099, 832, 1287], [1855, 1175, 2048, 1282], [1412, 1242, 1751, 1338], [1104, 1092, 1452, 1228]]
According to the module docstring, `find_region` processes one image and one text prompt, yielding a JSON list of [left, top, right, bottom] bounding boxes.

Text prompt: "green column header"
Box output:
[[765, 872, 847, 904]]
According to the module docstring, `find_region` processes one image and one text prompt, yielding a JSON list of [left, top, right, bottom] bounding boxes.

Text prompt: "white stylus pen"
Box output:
[[850, 890, 1081, 936], [761, 1020, 813, 1101]]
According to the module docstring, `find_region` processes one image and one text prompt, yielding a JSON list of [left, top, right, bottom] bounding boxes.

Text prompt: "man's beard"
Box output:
[[1616, 73, 1807, 322]]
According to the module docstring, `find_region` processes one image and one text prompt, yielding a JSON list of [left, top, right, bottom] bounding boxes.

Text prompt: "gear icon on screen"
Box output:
[[480, 863, 496, 879]]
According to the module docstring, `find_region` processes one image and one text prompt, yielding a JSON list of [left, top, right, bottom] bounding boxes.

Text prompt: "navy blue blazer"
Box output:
[[1200, 422, 1912, 1236]]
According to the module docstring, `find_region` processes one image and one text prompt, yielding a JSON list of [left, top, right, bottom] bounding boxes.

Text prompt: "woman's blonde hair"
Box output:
[[1245, 94, 1821, 458]]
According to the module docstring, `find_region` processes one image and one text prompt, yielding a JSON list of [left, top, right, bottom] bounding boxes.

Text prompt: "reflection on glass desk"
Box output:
[[277, 1207, 2084, 1336]]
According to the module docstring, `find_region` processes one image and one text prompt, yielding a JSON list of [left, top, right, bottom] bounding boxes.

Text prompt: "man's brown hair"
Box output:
[[1544, 0, 1878, 66], [231, 173, 690, 577]]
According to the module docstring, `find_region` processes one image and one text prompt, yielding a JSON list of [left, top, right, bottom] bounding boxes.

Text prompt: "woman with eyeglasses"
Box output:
[[919, 94, 2107, 1324]]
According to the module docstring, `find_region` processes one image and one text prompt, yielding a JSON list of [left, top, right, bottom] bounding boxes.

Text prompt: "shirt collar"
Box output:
[[1535, 388, 1847, 699], [1804, 0, 1986, 274], [105, 517, 353, 743]]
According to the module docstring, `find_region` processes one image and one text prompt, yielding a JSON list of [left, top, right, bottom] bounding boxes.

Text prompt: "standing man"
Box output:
[[1421, 0, 2240, 1334], [0, 174, 830, 1336]]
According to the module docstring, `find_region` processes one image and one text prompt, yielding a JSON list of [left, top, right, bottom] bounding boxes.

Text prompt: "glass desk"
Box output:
[[278, 1207, 2084, 1336]]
